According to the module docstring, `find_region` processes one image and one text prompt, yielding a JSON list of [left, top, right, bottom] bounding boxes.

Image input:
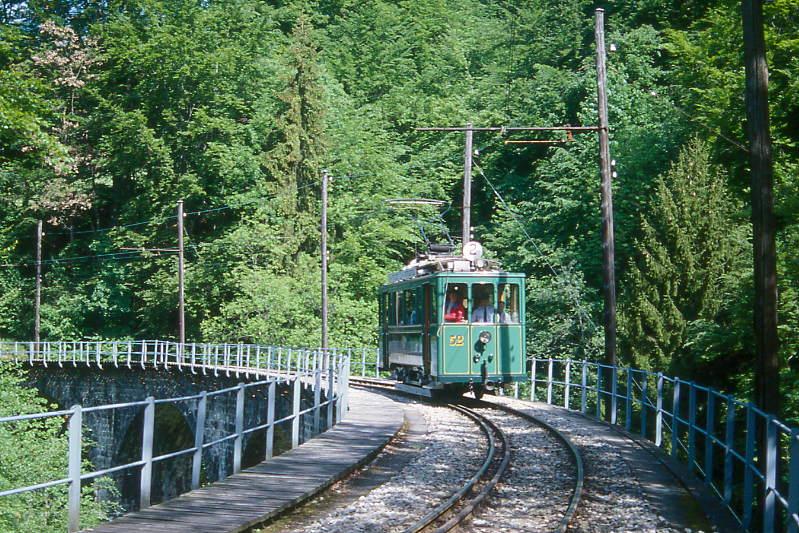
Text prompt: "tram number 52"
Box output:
[[449, 335, 464, 347]]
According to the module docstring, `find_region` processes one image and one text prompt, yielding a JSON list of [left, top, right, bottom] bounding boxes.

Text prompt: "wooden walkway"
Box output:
[[87, 389, 403, 533]]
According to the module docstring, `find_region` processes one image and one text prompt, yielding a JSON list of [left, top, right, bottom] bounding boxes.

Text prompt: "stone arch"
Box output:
[[242, 431, 266, 469], [116, 403, 195, 509]]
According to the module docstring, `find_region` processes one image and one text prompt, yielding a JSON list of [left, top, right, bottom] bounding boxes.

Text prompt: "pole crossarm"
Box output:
[[119, 247, 179, 253], [415, 125, 601, 132]]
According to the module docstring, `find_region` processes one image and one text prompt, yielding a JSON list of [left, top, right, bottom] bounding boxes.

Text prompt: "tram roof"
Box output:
[[384, 255, 524, 286]]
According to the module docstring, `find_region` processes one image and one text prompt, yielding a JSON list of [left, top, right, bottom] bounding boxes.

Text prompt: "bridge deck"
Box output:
[[86, 389, 403, 533]]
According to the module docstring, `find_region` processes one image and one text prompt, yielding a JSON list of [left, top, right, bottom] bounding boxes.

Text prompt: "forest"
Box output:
[[0, 0, 797, 420]]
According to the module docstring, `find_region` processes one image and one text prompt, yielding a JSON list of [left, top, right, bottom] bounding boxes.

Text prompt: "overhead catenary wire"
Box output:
[[473, 161, 598, 333], [36, 182, 320, 239]]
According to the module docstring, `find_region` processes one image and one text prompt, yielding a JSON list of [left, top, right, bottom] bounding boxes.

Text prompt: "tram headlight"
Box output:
[[478, 331, 492, 345]]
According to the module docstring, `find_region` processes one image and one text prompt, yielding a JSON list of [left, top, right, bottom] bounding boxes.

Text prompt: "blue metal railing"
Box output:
[[527, 357, 798, 532], [0, 340, 352, 533]]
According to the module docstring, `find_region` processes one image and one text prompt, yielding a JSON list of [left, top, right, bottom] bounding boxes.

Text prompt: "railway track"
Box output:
[[349, 377, 584, 532]]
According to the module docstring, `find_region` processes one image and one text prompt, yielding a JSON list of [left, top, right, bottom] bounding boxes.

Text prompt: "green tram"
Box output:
[[378, 250, 526, 397]]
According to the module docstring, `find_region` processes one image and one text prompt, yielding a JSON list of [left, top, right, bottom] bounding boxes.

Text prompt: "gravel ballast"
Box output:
[[490, 396, 716, 533], [286, 399, 487, 533], [462, 407, 575, 533]]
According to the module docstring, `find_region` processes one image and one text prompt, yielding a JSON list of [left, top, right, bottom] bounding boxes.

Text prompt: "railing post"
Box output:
[[564, 359, 571, 409], [788, 429, 799, 533], [266, 381, 275, 460], [641, 373, 648, 439], [655, 373, 664, 447], [361, 347, 366, 377], [530, 358, 537, 401], [610, 365, 617, 425], [344, 357, 351, 415], [291, 377, 301, 449], [546, 358, 553, 405], [671, 378, 681, 457], [327, 357, 335, 429], [688, 382, 697, 471], [723, 397, 736, 504], [581, 361, 587, 414], [625, 370, 633, 431], [233, 383, 245, 474], [764, 417, 777, 531], [743, 404, 756, 529], [704, 391, 715, 486], [314, 368, 322, 433], [375, 347, 381, 377], [192, 392, 206, 489], [595, 365, 602, 420], [67, 405, 82, 533], [140, 396, 155, 509], [336, 361, 345, 421]]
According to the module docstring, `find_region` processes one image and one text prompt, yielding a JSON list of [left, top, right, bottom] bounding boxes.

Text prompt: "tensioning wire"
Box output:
[[32, 181, 321, 239], [473, 161, 598, 332]]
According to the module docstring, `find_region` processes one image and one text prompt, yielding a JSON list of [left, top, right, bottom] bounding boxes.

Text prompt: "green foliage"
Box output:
[[0, 0, 797, 414], [620, 139, 751, 379], [0, 364, 117, 532]]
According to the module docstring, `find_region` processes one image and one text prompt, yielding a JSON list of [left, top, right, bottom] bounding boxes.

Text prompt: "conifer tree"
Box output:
[[621, 138, 749, 373], [263, 14, 327, 262]]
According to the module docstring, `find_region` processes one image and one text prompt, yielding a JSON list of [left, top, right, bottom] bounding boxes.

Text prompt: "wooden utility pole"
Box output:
[[742, 0, 779, 416], [416, 125, 601, 253], [462, 123, 474, 246], [34, 219, 42, 347], [321, 170, 329, 350], [177, 200, 186, 345], [595, 8, 617, 367]]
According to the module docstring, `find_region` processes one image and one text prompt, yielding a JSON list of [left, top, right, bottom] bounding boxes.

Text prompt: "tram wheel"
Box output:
[[472, 384, 485, 400]]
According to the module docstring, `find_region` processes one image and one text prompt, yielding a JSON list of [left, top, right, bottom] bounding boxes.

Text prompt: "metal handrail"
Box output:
[[0, 340, 352, 533], [527, 357, 799, 532]]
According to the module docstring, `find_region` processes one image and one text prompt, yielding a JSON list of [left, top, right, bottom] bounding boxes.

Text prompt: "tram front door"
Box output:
[[423, 284, 431, 376]]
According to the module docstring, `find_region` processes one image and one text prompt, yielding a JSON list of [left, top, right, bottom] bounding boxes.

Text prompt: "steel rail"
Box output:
[[417, 404, 510, 533], [473, 398, 584, 532], [348, 378, 511, 533], [350, 377, 584, 532]]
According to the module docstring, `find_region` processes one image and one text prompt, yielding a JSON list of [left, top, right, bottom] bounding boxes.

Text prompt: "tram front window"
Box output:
[[444, 284, 467, 322], [471, 283, 495, 323], [498, 283, 520, 323]]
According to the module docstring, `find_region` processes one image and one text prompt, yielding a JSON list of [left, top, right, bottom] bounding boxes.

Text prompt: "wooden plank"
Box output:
[[86, 390, 402, 533]]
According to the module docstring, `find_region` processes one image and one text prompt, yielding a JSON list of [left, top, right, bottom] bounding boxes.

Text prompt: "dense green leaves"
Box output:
[[0, 364, 117, 532], [0, 1, 797, 414], [620, 139, 751, 379]]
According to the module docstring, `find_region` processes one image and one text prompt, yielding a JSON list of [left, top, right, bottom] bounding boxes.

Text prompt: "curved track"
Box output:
[[350, 377, 584, 532]]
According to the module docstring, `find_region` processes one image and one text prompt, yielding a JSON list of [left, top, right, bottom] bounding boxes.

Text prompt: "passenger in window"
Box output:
[[444, 290, 466, 322], [471, 295, 495, 323], [497, 300, 512, 323]]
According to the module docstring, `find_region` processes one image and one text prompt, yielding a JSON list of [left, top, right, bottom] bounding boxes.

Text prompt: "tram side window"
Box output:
[[444, 283, 467, 322], [471, 283, 495, 323], [430, 287, 438, 324], [389, 292, 399, 326], [498, 283, 520, 323], [402, 289, 418, 325]]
